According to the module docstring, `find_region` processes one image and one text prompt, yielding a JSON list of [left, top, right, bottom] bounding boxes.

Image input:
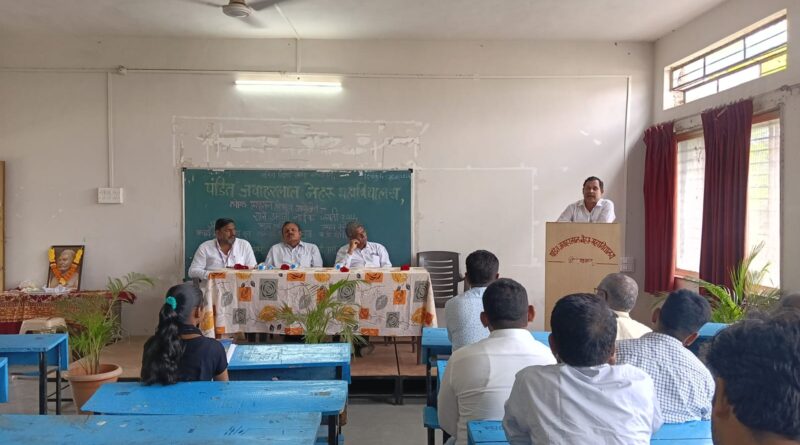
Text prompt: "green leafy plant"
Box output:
[[276, 279, 366, 351], [57, 272, 154, 374], [688, 242, 780, 323]]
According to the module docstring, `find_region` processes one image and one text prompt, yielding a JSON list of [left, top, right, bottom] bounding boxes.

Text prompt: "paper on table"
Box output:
[[225, 343, 237, 363]]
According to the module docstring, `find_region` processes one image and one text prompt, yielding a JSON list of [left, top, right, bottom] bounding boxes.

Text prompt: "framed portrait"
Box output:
[[47, 245, 85, 290]]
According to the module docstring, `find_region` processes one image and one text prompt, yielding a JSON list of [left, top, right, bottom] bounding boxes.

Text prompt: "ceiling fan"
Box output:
[[191, 0, 287, 25]]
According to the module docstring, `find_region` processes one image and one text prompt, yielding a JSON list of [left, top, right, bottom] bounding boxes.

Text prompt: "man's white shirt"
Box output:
[[503, 363, 662, 445], [334, 242, 392, 268], [557, 198, 616, 223], [188, 238, 257, 279], [438, 329, 557, 445], [264, 241, 323, 268], [614, 310, 653, 341], [445, 287, 490, 352]]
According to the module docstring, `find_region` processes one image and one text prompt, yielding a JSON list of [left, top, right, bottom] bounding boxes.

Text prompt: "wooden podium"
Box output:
[[544, 222, 621, 329]]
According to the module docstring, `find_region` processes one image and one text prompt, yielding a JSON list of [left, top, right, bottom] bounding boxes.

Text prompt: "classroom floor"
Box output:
[[0, 377, 443, 445]]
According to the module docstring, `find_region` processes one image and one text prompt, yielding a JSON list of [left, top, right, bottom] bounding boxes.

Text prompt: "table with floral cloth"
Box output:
[[0, 290, 131, 334], [202, 268, 437, 337]]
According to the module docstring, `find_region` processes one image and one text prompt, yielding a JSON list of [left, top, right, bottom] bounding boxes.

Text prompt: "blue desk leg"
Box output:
[[38, 352, 47, 415], [327, 414, 338, 445], [55, 346, 62, 415]]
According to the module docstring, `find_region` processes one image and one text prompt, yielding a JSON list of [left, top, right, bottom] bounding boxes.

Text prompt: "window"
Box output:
[[665, 12, 787, 109], [675, 114, 780, 286]]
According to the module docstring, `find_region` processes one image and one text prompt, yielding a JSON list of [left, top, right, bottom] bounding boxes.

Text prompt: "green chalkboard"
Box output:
[[183, 169, 412, 276]]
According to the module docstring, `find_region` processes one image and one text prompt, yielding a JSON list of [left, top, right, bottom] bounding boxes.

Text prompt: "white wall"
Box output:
[[650, 0, 800, 295], [0, 36, 653, 334]]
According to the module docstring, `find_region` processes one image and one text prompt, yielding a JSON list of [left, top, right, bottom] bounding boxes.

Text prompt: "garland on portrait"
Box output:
[[49, 247, 83, 286]]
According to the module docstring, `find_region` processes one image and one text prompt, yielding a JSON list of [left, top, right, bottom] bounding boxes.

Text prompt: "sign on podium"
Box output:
[[544, 222, 620, 329]]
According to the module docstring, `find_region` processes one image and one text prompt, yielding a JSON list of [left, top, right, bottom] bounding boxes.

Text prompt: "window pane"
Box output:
[[761, 53, 788, 76], [746, 118, 780, 287], [673, 58, 705, 87], [685, 81, 718, 103], [676, 136, 705, 272], [745, 20, 787, 57], [705, 41, 744, 74], [718, 65, 760, 92]]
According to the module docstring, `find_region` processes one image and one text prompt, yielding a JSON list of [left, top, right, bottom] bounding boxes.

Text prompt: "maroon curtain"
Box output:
[[643, 122, 677, 293], [699, 100, 753, 289]]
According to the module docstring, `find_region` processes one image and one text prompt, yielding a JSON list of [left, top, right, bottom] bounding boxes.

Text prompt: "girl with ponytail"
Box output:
[[140, 283, 228, 384]]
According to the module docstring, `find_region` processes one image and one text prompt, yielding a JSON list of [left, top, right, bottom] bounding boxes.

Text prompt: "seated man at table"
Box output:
[[706, 310, 800, 445], [596, 273, 651, 340], [616, 289, 714, 423], [334, 220, 391, 268], [264, 221, 323, 268], [188, 218, 257, 280], [445, 249, 499, 352], [503, 293, 662, 445], [438, 278, 556, 445]]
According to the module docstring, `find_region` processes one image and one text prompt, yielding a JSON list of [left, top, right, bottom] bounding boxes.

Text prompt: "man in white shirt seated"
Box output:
[[705, 311, 800, 445], [445, 250, 498, 352], [264, 221, 324, 268], [188, 218, 257, 280], [334, 220, 391, 268], [596, 273, 652, 340], [503, 293, 662, 445], [616, 289, 714, 423], [557, 176, 616, 223], [438, 278, 556, 445]]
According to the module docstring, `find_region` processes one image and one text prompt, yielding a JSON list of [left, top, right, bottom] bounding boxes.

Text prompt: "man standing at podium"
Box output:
[[557, 176, 616, 223]]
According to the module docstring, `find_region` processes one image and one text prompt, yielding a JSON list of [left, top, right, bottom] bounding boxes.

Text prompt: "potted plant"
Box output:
[[689, 242, 780, 323], [275, 279, 366, 351], [56, 272, 154, 411]]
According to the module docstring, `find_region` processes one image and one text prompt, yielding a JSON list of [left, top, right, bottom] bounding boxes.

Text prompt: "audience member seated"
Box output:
[[503, 293, 662, 445], [334, 220, 391, 268], [438, 278, 556, 445], [141, 283, 229, 384], [616, 289, 714, 423], [188, 217, 257, 280], [596, 272, 651, 340], [706, 311, 800, 445], [445, 250, 499, 352], [264, 221, 323, 268], [775, 293, 800, 313]]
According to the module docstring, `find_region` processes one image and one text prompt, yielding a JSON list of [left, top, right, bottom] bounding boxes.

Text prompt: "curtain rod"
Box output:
[[673, 82, 800, 133]]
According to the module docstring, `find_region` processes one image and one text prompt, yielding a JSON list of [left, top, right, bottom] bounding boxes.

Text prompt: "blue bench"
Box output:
[[0, 334, 69, 414], [82, 380, 347, 445], [0, 357, 7, 403], [0, 413, 321, 444], [466, 420, 713, 444], [227, 342, 352, 383]]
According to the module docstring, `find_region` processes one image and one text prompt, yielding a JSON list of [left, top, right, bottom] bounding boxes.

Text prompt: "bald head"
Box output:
[[597, 273, 639, 312]]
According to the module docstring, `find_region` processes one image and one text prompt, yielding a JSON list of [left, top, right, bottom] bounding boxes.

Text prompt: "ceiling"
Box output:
[[0, 0, 727, 41]]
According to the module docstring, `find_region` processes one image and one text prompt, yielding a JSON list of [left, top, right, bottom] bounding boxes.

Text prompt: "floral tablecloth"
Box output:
[[0, 290, 126, 334], [202, 268, 437, 337]]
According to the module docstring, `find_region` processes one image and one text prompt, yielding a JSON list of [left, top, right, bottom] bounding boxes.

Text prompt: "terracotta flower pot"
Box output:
[[65, 363, 123, 413]]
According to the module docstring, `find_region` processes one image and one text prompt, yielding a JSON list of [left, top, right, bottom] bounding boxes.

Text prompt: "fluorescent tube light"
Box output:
[[234, 75, 342, 93]]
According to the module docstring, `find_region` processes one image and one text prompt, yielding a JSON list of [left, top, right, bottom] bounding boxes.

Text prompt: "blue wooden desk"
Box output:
[[466, 420, 712, 444], [467, 420, 507, 444], [652, 421, 712, 443], [0, 334, 69, 414], [82, 380, 347, 445], [0, 357, 8, 403], [436, 360, 447, 389], [689, 322, 728, 356], [227, 343, 351, 383], [0, 413, 322, 444]]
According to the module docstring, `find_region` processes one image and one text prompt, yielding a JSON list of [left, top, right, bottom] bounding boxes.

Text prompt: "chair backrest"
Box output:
[[416, 251, 460, 308]]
